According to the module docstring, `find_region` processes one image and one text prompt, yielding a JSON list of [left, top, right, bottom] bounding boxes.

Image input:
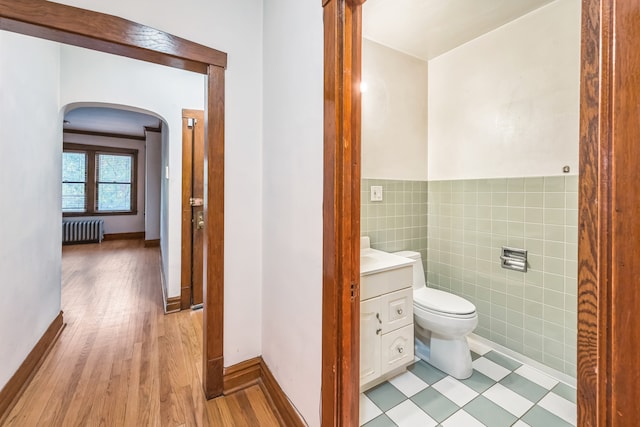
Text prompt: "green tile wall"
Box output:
[[427, 176, 578, 377], [361, 179, 428, 272]]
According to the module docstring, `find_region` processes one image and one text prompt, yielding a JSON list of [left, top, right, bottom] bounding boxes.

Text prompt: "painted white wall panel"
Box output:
[[428, 0, 580, 180], [0, 31, 62, 390], [262, 0, 323, 424], [362, 39, 428, 180]]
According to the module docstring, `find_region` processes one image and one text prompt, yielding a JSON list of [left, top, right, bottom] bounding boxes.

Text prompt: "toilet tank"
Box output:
[[393, 250, 426, 289]]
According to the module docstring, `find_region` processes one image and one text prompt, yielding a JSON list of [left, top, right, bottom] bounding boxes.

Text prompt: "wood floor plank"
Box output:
[[1, 240, 283, 427]]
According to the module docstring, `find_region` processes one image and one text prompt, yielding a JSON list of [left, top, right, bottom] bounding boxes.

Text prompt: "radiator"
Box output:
[[62, 219, 104, 244]]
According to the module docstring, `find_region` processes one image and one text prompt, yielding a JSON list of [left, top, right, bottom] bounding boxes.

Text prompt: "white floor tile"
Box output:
[[514, 365, 559, 389], [472, 357, 511, 381], [467, 337, 492, 355], [432, 376, 479, 407], [512, 420, 532, 427], [538, 392, 577, 425], [440, 409, 486, 427], [359, 393, 382, 426], [386, 399, 438, 427], [388, 371, 429, 397], [482, 383, 535, 417]]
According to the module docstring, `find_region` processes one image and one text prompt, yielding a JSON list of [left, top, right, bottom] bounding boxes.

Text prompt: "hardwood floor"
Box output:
[[2, 240, 282, 427]]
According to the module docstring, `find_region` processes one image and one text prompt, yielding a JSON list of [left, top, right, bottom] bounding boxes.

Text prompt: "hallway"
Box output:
[[2, 240, 280, 426]]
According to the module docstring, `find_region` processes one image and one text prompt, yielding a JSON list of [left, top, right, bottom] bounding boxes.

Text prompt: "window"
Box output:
[[62, 143, 138, 216]]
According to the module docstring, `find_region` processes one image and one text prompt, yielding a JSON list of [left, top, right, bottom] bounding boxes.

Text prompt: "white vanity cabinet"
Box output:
[[360, 264, 415, 391]]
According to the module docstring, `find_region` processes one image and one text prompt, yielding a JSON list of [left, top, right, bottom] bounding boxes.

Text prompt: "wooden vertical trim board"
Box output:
[[0, 0, 228, 400], [322, 0, 363, 425], [222, 357, 304, 427], [577, 0, 610, 425], [202, 64, 225, 399], [0, 311, 64, 423]]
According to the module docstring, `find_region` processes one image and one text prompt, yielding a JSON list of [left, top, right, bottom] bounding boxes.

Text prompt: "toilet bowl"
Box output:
[[394, 251, 478, 379]]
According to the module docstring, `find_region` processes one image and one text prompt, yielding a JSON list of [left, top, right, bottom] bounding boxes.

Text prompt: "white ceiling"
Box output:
[[64, 107, 161, 137], [363, 0, 555, 60]]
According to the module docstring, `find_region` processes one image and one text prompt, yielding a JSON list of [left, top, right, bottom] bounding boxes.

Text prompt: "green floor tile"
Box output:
[[363, 414, 397, 427], [463, 396, 517, 427], [364, 382, 406, 412], [408, 360, 447, 385], [471, 351, 482, 361], [500, 372, 548, 402], [460, 370, 496, 393], [521, 405, 573, 427], [483, 351, 522, 371], [411, 387, 459, 422], [551, 382, 577, 404]]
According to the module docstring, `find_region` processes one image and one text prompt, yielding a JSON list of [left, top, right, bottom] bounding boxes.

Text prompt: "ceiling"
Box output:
[[363, 0, 555, 60], [64, 107, 162, 137]]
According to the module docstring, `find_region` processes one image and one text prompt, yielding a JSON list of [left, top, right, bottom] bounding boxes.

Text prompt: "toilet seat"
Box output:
[[414, 287, 476, 318]]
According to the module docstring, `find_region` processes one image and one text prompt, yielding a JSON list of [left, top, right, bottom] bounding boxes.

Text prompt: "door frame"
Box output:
[[321, 0, 620, 425], [0, 0, 226, 399]]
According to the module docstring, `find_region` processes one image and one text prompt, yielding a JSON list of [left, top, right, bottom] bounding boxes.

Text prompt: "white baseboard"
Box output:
[[468, 333, 576, 388]]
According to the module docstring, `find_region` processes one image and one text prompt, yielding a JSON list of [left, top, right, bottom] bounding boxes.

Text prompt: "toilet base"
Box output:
[[415, 330, 473, 380]]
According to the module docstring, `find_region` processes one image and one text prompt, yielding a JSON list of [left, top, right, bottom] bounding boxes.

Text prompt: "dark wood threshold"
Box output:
[[223, 357, 304, 426], [144, 239, 160, 248], [103, 232, 145, 241], [0, 311, 65, 423]]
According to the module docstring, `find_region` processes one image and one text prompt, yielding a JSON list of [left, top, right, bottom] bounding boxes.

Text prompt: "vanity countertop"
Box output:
[[360, 247, 414, 276]]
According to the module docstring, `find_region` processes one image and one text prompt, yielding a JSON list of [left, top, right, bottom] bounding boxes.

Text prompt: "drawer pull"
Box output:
[[397, 346, 404, 354], [376, 313, 382, 324], [397, 308, 403, 315], [376, 328, 382, 335]]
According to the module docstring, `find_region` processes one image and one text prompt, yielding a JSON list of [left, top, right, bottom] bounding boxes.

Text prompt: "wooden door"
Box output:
[[181, 109, 205, 309]]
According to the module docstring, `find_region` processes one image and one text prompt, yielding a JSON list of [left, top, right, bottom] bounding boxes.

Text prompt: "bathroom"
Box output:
[[359, 0, 579, 426]]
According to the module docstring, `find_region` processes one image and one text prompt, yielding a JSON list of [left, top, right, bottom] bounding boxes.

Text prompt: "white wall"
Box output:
[[428, 0, 580, 180], [62, 132, 146, 234], [362, 39, 428, 180], [52, 0, 264, 365], [145, 131, 162, 241], [59, 45, 205, 298], [0, 31, 62, 390], [262, 0, 323, 425]]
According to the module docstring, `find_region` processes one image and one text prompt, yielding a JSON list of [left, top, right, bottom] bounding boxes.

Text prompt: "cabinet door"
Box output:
[[360, 297, 381, 386], [381, 324, 414, 375], [380, 287, 413, 334]]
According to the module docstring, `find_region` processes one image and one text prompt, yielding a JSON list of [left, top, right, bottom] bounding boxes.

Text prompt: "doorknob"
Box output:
[[196, 211, 205, 229]]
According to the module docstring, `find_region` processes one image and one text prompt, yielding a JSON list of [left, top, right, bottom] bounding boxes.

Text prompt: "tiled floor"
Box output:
[[360, 345, 576, 427]]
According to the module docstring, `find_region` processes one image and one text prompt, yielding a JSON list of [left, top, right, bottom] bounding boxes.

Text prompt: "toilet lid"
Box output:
[[414, 287, 476, 315]]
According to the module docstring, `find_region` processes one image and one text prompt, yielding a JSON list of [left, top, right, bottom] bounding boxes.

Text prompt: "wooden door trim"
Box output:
[[323, 0, 615, 425], [0, 0, 226, 399], [322, 0, 363, 425]]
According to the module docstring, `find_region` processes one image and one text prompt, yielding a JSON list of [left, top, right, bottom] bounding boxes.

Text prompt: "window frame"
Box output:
[[62, 142, 138, 217]]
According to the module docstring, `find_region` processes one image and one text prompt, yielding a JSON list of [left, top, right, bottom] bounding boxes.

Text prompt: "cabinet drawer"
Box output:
[[381, 324, 414, 375], [361, 265, 412, 301], [381, 288, 413, 334]]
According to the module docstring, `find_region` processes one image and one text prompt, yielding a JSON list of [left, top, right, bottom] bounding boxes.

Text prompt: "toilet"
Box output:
[[394, 251, 478, 379]]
